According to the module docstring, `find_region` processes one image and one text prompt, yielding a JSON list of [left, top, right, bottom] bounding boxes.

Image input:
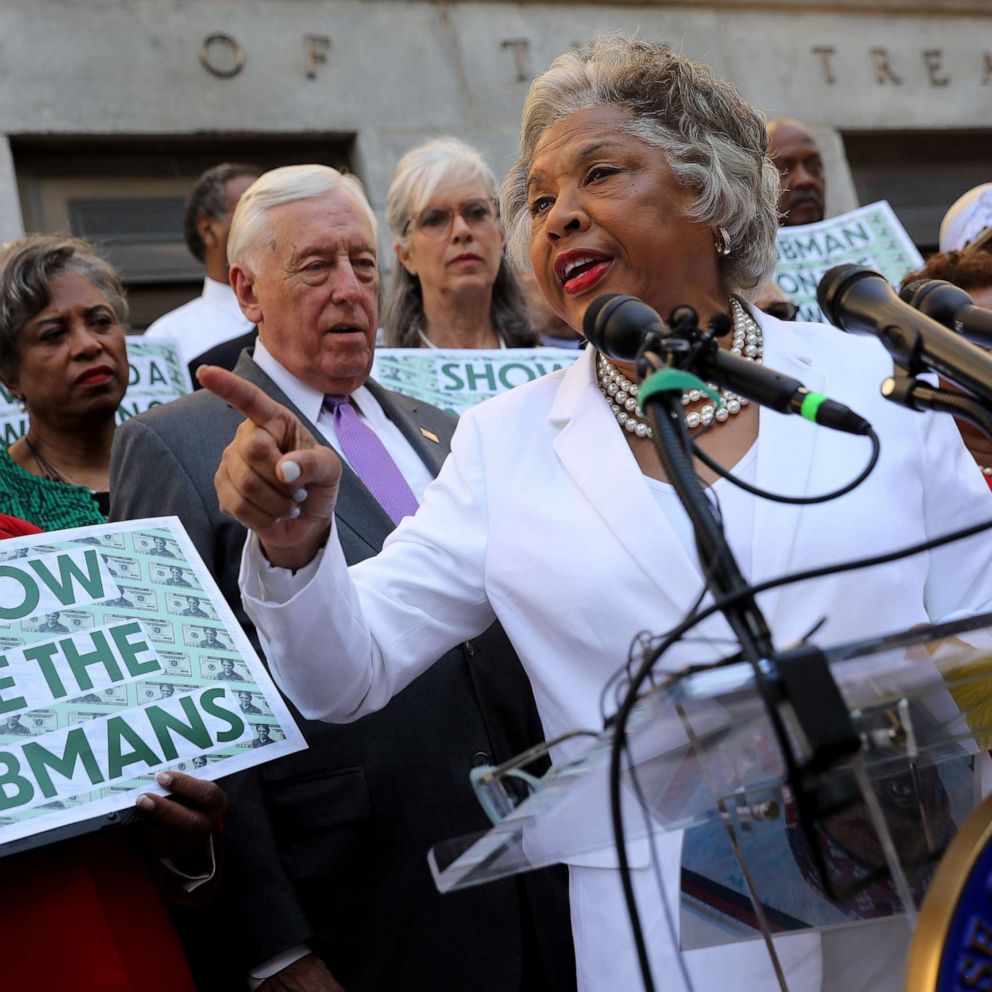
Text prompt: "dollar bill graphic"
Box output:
[[165, 594, 216, 620], [103, 615, 175, 644], [182, 625, 232, 652], [71, 533, 126, 551], [1, 710, 59, 736], [232, 689, 267, 715], [134, 533, 181, 559], [72, 685, 129, 707], [21, 609, 94, 634], [157, 651, 193, 676], [239, 722, 283, 749], [138, 681, 197, 702], [102, 584, 158, 612], [201, 655, 247, 681], [149, 563, 198, 589], [101, 555, 142, 581]]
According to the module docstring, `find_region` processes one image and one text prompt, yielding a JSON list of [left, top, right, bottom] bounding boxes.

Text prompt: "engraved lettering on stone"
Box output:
[[501, 39, 531, 83], [200, 33, 246, 79], [870, 47, 903, 85], [812, 46, 837, 85], [922, 49, 949, 87], [304, 34, 331, 80]]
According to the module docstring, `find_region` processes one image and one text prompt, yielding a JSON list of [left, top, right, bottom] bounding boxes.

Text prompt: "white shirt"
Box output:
[[252, 339, 435, 502], [144, 277, 254, 366]]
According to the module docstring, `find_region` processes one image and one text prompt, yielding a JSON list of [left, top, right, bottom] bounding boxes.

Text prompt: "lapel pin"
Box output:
[[419, 427, 440, 443]]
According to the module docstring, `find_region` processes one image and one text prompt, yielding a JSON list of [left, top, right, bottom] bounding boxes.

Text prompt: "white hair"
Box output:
[[501, 38, 781, 293], [227, 164, 378, 269]]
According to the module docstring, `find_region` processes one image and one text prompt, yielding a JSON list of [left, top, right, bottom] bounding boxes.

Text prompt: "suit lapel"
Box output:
[[366, 378, 450, 476], [550, 349, 706, 619], [232, 353, 395, 545], [749, 312, 824, 629]]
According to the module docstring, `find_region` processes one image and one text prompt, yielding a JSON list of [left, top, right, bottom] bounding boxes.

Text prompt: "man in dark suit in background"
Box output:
[[111, 165, 572, 992]]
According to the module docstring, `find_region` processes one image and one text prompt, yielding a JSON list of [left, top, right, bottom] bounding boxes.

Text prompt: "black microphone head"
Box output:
[[816, 264, 890, 331], [899, 280, 927, 304], [904, 279, 974, 330], [582, 293, 665, 361]]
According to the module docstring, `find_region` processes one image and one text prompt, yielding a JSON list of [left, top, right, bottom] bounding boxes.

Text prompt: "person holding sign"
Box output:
[[208, 39, 992, 992], [0, 236, 130, 530], [383, 137, 536, 349], [0, 510, 229, 992]]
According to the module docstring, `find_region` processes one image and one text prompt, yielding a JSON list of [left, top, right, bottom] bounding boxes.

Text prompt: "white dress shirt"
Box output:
[[252, 339, 435, 502], [144, 277, 254, 366]]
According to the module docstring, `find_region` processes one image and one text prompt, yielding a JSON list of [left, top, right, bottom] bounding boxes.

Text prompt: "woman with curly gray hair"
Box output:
[[212, 38, 992, 992], [384, 137, 536, 349]]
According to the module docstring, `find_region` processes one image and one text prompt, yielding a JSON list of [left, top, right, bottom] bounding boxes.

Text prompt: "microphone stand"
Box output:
[[620, 314, 910, 988], [632, 322, 793, 990], [880, 369, 992, 440]]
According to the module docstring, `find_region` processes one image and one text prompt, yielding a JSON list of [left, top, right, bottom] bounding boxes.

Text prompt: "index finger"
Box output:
[[198, 365, 288, 431]]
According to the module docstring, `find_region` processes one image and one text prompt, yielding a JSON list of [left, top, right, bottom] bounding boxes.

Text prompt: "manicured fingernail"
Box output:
[[287, 506, 301, 520], [280, 460, 301, 483], [136, 794, 155, 810], [155, 771, 172, 787], [293, 488, 308, 503]]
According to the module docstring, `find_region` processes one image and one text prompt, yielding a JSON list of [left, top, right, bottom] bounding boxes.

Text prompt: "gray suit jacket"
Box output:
[[110, 351, 574, 992]]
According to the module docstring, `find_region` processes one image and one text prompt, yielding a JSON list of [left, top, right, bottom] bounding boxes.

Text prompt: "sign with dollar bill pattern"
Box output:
[[771, 201, 924, 325], [0, 336, 191, 447], [0, 516, 305, 850], [370, 347, 582, 417]]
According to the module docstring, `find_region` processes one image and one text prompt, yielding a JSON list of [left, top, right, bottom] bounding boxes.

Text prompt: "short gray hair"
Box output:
[[383, 137, 535, 348], [228, 164, 378, 270], [0, 235, 128, 380], [502, 38, 781, 294]]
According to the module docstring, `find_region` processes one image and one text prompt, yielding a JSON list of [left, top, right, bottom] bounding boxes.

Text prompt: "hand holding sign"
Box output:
[[197, 366, 341, 570], [137, 769, 228, 875]]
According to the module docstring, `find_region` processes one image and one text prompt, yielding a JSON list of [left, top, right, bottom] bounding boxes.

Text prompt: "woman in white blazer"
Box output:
[[204, 38, 992, 992]]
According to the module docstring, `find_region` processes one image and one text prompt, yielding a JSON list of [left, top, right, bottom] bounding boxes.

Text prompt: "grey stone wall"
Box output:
[[0, 0, 988, 242]]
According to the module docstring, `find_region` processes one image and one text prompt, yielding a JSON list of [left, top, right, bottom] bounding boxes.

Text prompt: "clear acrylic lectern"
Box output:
[[430, 614, 992, 956]]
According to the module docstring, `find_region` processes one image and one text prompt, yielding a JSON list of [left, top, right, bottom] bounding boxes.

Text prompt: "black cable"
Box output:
[[690, 428, 881, 505], [608, 511, 992, 990]]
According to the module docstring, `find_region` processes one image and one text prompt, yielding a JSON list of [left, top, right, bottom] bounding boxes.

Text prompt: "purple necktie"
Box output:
[[323, 395, 419, 525]]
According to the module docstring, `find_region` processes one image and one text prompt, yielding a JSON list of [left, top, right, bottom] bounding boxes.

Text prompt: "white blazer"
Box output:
[[243, 310, 992, 992]]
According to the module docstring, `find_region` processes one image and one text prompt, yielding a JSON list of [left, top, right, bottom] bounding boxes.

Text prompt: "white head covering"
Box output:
[[939, 183, 992, 254]]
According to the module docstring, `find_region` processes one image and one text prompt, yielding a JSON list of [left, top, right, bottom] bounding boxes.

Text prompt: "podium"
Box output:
[[429, 613, 992, 983]]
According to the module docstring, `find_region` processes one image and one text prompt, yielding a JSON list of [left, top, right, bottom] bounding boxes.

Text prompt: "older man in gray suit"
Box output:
[[110, 166, 572, 992]]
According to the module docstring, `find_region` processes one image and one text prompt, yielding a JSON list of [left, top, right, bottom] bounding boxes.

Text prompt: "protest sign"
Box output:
[[0, 336, 190, 447], [772, 201, 924, 324], [371, 347, 582, 416], [0, 517, 305, 850]]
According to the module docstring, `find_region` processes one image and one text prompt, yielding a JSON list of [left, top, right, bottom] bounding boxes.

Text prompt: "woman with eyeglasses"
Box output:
[[383, 137, 537, 349]]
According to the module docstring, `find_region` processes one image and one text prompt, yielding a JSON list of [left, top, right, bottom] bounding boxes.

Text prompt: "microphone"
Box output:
[[583, 293, 872, 435], [817, 264, 992, 403], [900, 279, 992, 349]]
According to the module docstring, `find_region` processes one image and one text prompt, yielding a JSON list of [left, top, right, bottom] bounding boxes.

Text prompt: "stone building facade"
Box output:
[[0, 0, 988, 322]]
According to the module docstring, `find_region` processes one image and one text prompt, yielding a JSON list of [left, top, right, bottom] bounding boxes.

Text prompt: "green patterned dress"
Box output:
[[0, 448, 106, 531]]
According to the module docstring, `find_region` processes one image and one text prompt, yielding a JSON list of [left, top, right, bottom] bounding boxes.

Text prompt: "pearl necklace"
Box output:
[[595, 297, 763, 439]]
